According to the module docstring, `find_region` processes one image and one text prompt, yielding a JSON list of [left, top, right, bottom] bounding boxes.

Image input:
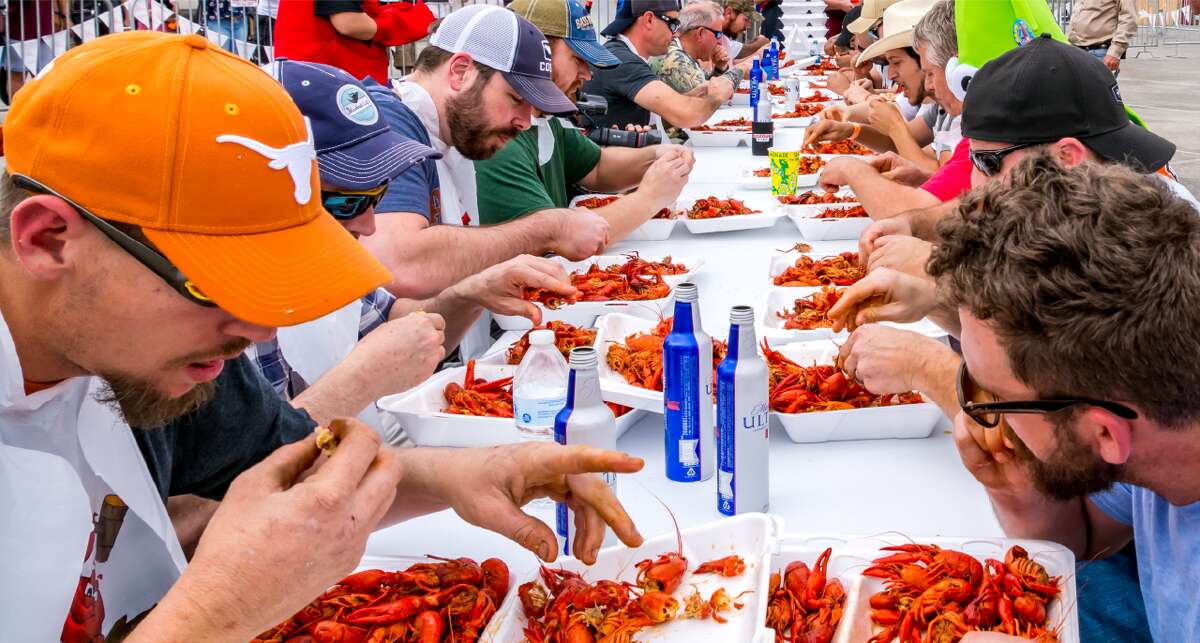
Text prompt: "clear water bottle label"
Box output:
[[515, 394, 566, 428]]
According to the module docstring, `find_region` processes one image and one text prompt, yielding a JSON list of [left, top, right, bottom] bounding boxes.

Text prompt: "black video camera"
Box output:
[[575, 93, 663, 148]]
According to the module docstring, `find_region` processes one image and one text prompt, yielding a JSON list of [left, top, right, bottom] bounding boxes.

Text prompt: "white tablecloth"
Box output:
[[366, 130, 1001, 573]]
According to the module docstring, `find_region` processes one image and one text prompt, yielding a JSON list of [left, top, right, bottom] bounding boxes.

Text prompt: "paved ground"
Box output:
[[1121, 43, 1200, 193]]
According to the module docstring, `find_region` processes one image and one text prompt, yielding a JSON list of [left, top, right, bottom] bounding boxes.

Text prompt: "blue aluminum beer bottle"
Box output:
[[555, 347, 617, 556], [749, 58, 762, 115], [716, 305, 770, 516], [663, 282, 714, 482], [768, 39, 780, 80]]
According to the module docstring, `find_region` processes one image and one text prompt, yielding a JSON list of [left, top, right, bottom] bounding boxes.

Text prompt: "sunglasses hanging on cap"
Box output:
[[321, 183, 388, 220], [11, 174, 218, 308]]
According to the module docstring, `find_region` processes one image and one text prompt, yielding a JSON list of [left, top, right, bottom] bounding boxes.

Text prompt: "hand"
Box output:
[[548, 207, 610, 260], [859, 215, 913, 262], [711, 43, 731, 72], [616, 123, 654, 134], [802, 119, 853, 148], [867, 96, 905, 137], [817, 104, 848, 121], [707, 75, 735, 101], [347, 311, 447, 398], [637, 149, 692, 210], [866, 234, 933, 278], [838, 324, 947, 394], [869, 151, 930, 187], [817, 156, 869, 191], [843, 79, 874, 105], [823, 37, 837, 57], [168, 419, 403, 638], [654, 143, 695, 169], [952, 411, 1040, 500], [826, 69, 851, 95], [427, 442, 646, 564], [1103, 54, 1120, 72], [826, 267, 938, 332], [450, 255, 577, 325]]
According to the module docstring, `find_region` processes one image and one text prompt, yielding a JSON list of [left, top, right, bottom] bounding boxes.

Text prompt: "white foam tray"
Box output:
[[768, 340, 941, 442], [786, 204, 870, 241], [737, 162, 772, 190], [375, 362, 644, 448], [685, 128, 749, 147], [773, 114, 817, 128], [569, 193, 679, 241], [757, 287, 947, 345], [772, 534, 1080, 643], [680, 192, 785, 234], [593, 312, 669, 412], [486, 513, 784, 643], [767, 250, 861, 286]]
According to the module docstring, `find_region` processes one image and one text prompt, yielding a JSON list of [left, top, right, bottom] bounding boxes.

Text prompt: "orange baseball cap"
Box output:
[[4, 31, 391, 327]]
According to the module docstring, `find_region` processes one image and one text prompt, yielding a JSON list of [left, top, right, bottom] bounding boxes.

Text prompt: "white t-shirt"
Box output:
[[0, 311, 185, 641]]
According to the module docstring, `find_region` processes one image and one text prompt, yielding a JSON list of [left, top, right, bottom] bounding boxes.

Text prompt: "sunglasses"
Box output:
[[12, 174, 217, 307], [320, 184, 387, 220], [693, 26, 724, 39], [968, 142, 1044, 177], [956, 362, 1138, 428], [652, 12, 680, 33]]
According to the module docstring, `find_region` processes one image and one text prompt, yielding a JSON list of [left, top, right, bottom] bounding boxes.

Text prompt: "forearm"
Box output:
[[367, 214, 557, 299], [293, 361, 383, 425], [990, 492, 1090, 557], [854, 126, 898, 154], [127, 575, 252, 643], [595, 192, 663, 240], [889, 128, 939, 173], [660, 94, 725, 129], [843, 163, 939, 219], [585, 147, 657, 193], [735, 37, 769, 61], [909, 339, 963, 419], [395, 289, 485, 353], [1111, 0, 1137, 56], [378, 447, 462, 526], [905, 200, 957, 241], [167, 495, 220, 561]]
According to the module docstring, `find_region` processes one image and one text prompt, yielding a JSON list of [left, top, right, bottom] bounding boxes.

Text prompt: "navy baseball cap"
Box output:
[[601, 0, 681, 37], [430, 5, 577, 115], [272, 60, 442, 190], [509, 0, 621, 69]]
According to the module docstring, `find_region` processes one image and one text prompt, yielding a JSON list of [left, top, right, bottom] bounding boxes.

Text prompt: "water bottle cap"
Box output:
[[568, 346, 598, 369], [675, 282, 698, 302], [529, 329, 555, 346], [730, 305, 755, 324]]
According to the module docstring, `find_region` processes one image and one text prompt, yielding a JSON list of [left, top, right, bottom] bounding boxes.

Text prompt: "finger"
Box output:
[[351, 447, 404, 529], [517, 265, 576, 297], [953, 414, 997, 470], [243, 432, 325, 491], [425, 312, 446, 332], [566, 471, 643, 548], [841, 344, 860, 382], [827, 276, 884, 323], [486, 498, 562, 562], [306, 419, 387, 492], [570, 503, 606, 565]]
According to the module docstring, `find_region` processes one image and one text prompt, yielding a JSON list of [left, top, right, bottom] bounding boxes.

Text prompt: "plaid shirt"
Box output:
[[247, 288, 397, 400]]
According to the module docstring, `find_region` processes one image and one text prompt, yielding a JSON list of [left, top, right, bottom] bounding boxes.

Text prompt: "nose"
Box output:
[[580, 64, 593, 82], [220, 317, 277, 344], [345, 210, 377, 238], [514, 103, 533, 131]]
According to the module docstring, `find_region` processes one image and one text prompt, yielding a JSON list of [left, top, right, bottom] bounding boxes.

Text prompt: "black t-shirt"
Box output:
[[580, 39, 659, 130], [134, 355, 317, 502], [314, 0, 364, 16]]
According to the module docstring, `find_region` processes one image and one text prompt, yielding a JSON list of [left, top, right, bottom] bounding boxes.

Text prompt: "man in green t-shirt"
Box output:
[[475, 0, 694, 240]]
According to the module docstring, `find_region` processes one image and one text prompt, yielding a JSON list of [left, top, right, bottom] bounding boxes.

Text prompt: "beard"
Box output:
[[446, 76, 523, 161], [96, 338, 250, 428], [1008, 414, 1123, 501]]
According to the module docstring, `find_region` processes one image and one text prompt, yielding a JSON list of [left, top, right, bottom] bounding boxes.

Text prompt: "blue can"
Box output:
[[663, 283, 714, 482]]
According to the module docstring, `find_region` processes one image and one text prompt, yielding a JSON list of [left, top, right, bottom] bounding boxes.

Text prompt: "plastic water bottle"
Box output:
[[808, 39, 819, 60], [768, 39, 780, 80], [717, 305, 770, 516], [514, 329, 568, 440], [555, 347, 618, 556], [663, 282, 715, 482], [749, 58, 762, 114]]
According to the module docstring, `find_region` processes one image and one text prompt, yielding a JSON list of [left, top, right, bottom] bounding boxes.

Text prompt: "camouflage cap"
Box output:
[[719, 0, 763, 23]]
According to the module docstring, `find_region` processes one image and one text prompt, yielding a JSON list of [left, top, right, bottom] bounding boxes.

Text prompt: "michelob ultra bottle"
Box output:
[[663, 282, 714, 482], [555, 347, 617, 556], [717, 305, 770, 516]]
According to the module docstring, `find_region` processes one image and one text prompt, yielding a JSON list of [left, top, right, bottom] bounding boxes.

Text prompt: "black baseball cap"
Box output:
[[601, 0, 682, 37], [963, 34, 1175, 173], [836, 5, 862, 49]]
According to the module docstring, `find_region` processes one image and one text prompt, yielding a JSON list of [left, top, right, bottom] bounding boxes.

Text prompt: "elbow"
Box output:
[[383, 269, 442, 301]]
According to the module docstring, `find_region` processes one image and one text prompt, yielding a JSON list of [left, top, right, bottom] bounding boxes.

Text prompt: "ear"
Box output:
[[1081, 406, 1134, 466], [944, 56, 976, 102], [446, 52, 476, 92], [1051, 138, 1093, 167], [9, 195, 91, 280]]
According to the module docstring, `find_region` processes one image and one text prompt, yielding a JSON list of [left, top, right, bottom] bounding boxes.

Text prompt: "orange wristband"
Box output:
[[849, 124, 862, 141]]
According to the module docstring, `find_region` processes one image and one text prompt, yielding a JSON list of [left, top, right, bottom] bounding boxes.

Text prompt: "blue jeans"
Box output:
[[1077, 543, 1151, 642], [206, 14, 249, 53], [1083, 46, 1120, 78]]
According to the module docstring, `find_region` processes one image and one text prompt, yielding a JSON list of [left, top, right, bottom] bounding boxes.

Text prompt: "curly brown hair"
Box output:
[[927, 153, 1200, 428]]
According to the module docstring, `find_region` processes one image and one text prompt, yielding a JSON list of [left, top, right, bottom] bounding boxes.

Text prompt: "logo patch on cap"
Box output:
[[541, 39, 553, 73], [1012, 19, 1035, 47], [575, 15, 594, 30], [1111, 83, 1123, 104], [216, 118, 317, 205], [336, 84, 378, 126]]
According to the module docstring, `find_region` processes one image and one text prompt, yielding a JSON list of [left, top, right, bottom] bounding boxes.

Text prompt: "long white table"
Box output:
[[366, 128, 1001, 574]]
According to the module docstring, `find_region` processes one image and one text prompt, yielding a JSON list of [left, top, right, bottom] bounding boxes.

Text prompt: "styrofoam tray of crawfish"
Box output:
[[485, 513, 785, 642], [773, 534, 1079, 643], [767, 250, 863, 287], [767, 340, 942, 443], [787, 205, 871, 241], [593, 312, 669, 412], [758, 287, 947, 346], [568, 193, 679, 241], [375, 363, 642, 448], [678, 192, 786, 235]]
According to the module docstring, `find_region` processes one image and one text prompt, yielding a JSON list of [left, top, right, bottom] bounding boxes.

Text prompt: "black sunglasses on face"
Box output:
[[956, 362, 1139, 428], [692, 26, 723, 39], [12, 174, 218, 308], [653, 12, 681, 33], [968, 142, 1044, 177], [320, 184, 387, 220]]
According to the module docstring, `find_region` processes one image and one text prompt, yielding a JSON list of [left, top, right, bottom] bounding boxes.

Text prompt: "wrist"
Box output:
[[135, 572, 251, 643], [911, 340, 958, 394], [529, 209, 566, 253]]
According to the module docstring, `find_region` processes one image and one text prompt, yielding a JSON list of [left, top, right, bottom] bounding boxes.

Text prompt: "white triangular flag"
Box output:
[[71, 17, 101, 42], [235, 39, 254, 59]]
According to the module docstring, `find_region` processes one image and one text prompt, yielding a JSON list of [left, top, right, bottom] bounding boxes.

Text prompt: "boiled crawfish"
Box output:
[[524, 259, 673, 309], [687, 196, 760, 219], [441, 360, 514, 418], [777, 190, 857, 206], [775, 286, 843, 331], [506, 321, 597, 364], [815, 205, 867, 219], [766, 548, 846, 643], [773, 252, 865, 287], [761, 340, 923, 413], [605, 316, 727, 391]]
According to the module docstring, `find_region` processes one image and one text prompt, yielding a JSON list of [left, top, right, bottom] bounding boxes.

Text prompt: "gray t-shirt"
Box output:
[[920, 103, 961, 156]]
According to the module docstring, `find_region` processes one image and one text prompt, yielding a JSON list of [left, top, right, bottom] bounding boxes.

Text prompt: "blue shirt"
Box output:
[[1090, 482, 1200, 641], [363, 79, 442, 223]]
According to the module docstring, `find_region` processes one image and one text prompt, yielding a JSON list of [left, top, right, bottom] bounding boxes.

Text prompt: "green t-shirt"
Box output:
[[475, 117, 603, 225]]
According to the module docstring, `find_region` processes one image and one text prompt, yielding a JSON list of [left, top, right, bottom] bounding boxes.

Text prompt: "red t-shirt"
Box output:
[[921, 137, 973, 202]]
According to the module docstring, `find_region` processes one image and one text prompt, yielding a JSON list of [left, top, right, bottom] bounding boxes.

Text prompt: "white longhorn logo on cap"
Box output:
[[216, 118, 317, 205], [542, 40, 552, 60]]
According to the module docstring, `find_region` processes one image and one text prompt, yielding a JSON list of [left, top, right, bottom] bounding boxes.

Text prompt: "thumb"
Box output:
[[245, 432, 324, 491], [858, 302, 908, 325], [490, 500, 561, 562]]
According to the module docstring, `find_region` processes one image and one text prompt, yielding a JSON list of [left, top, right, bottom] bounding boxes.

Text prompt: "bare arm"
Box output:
[[328, 11, 378, 41], [820, 158, 942, 219], [633, 79, 728, 129], [734, 36, 770, 61], [580, 146, 658, 194], [889, 116, 938, 173], [359, 212, 571, 299], [905, 200, 958, 241]]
